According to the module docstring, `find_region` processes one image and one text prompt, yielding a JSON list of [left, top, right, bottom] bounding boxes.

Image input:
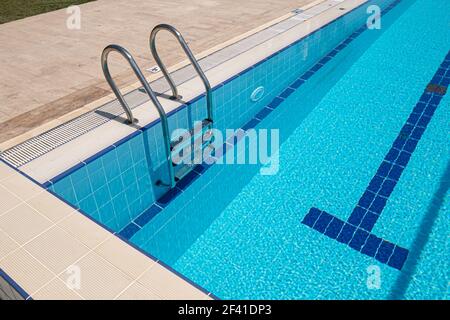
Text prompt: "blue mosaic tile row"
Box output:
[[302, 49, 450, 271], [114, 0, 401, 240]]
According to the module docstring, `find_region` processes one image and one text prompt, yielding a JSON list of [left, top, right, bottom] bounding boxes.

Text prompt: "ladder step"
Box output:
[[170, 119, 212, 151], [172, 138, 213, 167]]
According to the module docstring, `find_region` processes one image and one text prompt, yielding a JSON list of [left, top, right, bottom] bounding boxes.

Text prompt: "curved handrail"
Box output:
[[101, 44, 175, 188], [149, 24, 214, 123]]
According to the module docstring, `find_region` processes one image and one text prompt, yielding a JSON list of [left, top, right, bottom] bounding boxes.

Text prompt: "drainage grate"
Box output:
[[0, 91, 149, 168]]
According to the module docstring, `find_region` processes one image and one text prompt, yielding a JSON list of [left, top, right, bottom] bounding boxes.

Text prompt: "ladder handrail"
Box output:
[[101, 44, 175, 188], [149, 24, 214, 123]]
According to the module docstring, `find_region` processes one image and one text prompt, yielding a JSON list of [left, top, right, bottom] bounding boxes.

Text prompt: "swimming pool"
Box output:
[[46, 0, 449, 299]]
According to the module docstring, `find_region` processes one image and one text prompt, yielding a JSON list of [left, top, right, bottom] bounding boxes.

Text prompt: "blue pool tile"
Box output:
[[255, 107, 273, 120], [359, 212, 379, 232], [369, 196, 388, 214], [379, 179, 396, 198], [403, 138, 418, 154], [423, 105, 437, 117], [413, 102, 426, 113], [313, 211, 333, 233], [348, 206, 366, 226], [392, 137, 407, 150], [406, 112, 420, 126], [318, 56, 331, 65], [280, 87, 295, 99], [290, 78, 306, 89], [384, 148, 400, 163], [118, 223, 140, 240], [387, 246, 409, 270], [242, 118, 260, 131], [361, 234, 382, 257], [375, 241, 395, 264], [267, 97, 284, 109], [396, 151, 412, 167], [417, 115, 431, 128], [134, 205, 162, 227], [336, 223, 356, 245], [176, 170, 200, 190], [157, 187, 182, 207], [358, 191, 375, 209], [310, 63, 323, 73], [302, 208, 322, 227], [327, 49, 339, 57], [376, 161, 393, 176], [335, 43, 347, 51], [429, 95, 442, 106], [387, 164, 403, 181], [411, 126, 425, 139], [324, 218, 344, 239], [367, 176, 384, 193], [401, 124, 414, 136], [300, 70, 315, 80], [193, 163, 210, 175], [348, 229, 369, 251]]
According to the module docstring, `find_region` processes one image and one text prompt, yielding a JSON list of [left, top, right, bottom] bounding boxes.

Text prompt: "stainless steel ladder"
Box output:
[[149, 24, 215, 182], [149, 24, 213, 124], [101, 44, 176, 188], [100, 25, 215, 191]]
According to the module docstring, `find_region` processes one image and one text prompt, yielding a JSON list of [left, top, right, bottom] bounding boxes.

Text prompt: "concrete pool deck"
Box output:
[[0, 0, 317, 146]]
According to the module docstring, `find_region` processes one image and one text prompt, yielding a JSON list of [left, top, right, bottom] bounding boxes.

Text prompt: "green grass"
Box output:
[[0, 0, 95, 24]]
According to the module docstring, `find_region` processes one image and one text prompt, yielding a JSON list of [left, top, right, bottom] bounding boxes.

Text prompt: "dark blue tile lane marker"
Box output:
[[115, 0, 405, 240], [302, 51, 450, 271]]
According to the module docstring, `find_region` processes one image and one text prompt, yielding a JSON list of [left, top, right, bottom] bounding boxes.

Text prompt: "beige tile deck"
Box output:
[[0, 161, 211, 299], [0, 204, 53, 245], [23, 226, 90, 274], [32, 277, 83, 300], [137, 263, 212, 300], [57, 212, 112, 248], [0, 249, 55, 294]]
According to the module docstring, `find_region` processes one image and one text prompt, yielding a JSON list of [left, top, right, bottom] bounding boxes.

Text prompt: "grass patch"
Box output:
[[0, 0, 95, 24]]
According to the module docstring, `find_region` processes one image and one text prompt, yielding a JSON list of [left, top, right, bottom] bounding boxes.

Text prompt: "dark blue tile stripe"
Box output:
[[302, 49, 450, 271]]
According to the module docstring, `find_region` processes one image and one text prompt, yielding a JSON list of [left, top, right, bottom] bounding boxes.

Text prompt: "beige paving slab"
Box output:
[[0, 162, 16, 181], [32, 277, 83, 300], [57, 212, 112, 248], [23, 226, 90, 274], [116, 281, 162, 300], [58, 251, 134, 300], [0, 173, 44, 201], [0, 229, 19, 261], [94, 236, 156, 279], [26, 191, 76, 223], [0, 248, 54, 296], [137, 263, 209, 300], [0, 185, 22, 215], [0, 204, 53, 245]]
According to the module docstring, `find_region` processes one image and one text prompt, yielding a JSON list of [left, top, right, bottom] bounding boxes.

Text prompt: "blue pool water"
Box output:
[[48, 0, 449, 299]]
